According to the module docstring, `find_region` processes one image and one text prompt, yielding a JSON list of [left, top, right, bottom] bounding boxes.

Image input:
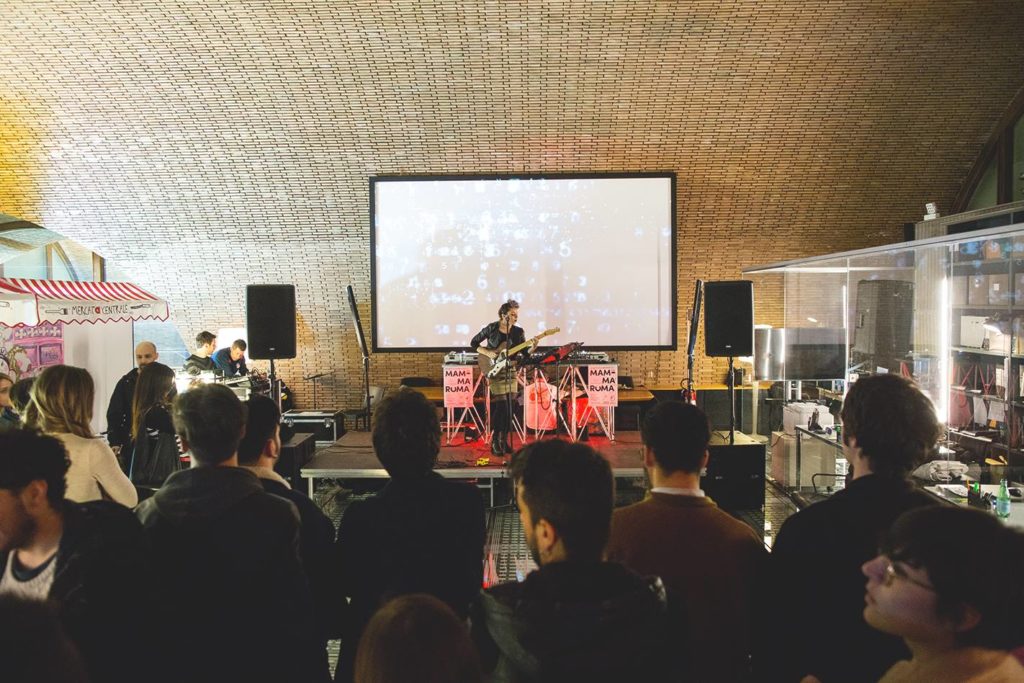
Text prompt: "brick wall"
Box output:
[[1, 1, 1023, 408]]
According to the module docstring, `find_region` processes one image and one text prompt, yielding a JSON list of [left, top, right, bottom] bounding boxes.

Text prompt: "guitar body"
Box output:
[[479, 343, 517, 394]]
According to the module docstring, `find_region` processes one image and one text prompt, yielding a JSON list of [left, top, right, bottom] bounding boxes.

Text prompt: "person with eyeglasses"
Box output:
[[857, 506, 1024, 682], [760, 375, 943, 683]]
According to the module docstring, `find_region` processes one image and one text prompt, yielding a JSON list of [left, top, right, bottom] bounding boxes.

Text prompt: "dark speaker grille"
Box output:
[[705, 280, 754, 357], [246, 285, 297, 359]]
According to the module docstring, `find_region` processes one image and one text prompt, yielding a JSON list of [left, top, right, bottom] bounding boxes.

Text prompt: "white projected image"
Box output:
[[372, 175, 674, 349]]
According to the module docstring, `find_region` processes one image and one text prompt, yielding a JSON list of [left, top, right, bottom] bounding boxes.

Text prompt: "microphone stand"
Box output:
[[503, 315, 514, 458], [684, 350, 696, 404]]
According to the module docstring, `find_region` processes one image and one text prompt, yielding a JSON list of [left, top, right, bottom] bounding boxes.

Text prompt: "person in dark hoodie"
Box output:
[[238, 394, 338, 682], [135, 383, 320, 683], [471, 439, 685, 683], [334, 387, 486, 683]]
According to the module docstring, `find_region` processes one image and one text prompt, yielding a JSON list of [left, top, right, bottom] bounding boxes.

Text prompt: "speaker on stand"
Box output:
[[246, 284, 297, 412], [704, 280, 754, 445]]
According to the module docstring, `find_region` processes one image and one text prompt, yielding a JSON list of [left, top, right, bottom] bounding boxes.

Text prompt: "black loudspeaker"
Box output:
[[703, 443, 766, 511], [704, 280, 754, 357], [246, 285, 297, 359]]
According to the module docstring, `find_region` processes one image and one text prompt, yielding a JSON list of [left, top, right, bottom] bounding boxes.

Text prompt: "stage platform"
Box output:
[[301, 430, 645, 506]]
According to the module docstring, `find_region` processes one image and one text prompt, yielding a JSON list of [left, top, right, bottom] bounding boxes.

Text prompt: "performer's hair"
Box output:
[[498, 299, 519, 318]]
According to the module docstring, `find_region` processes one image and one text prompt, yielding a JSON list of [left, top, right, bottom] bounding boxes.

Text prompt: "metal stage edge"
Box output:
[[301, 431, 646, 507]]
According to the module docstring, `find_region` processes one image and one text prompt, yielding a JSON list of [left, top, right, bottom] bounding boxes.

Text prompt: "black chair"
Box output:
[[342, 385, 384, 432], [615, 375, 640, 430]]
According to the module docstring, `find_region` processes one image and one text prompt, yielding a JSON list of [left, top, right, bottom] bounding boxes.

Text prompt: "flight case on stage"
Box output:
[[282, 409, 343, 445]]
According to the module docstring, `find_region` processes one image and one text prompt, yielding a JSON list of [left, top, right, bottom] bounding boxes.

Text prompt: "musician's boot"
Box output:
[[491, 431, 504, 455]]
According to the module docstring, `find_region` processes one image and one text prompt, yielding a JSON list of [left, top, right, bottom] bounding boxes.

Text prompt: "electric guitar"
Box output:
[[479, 327, 560, 379]]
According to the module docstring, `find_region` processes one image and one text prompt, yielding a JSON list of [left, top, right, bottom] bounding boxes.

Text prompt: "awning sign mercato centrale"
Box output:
[[0, 278, 170, 327]]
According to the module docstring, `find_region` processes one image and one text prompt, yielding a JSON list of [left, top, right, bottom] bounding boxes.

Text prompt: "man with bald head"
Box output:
[[105, 341, 159, 457]]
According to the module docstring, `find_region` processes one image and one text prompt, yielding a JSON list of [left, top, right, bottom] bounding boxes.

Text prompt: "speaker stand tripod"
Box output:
[[727, 355, 736, 445], [269, 358, 282, 414]]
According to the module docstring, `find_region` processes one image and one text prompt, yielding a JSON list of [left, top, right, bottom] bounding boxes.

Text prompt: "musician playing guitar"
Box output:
[[471, 299, 537, 456]]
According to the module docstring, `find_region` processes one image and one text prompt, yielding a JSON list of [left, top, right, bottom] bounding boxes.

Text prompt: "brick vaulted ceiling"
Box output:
[[1, 1, 1023, 403]]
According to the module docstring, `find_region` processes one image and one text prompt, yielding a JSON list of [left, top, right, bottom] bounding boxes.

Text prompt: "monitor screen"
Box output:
[[370, 173, 676, 351], [785, 328, 846, 380]]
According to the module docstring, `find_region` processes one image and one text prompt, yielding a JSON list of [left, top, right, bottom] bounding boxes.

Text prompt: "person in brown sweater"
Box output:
[[607, 400, 767, 682]]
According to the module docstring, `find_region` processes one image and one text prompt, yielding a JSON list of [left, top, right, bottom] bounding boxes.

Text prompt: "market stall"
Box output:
[[0, 277, 170, 433]]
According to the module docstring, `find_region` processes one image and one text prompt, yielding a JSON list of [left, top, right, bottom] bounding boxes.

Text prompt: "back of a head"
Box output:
[[510, 439, 614, 562], [9, 377, 35, 414], [232, 339, 247, 352], [238, 395, 281, 465], [0, 596, 89, 683], [641, 400, 711, 474], [355, 594, 481, 683], [882, 506, 1024, 650], [840, 374, 941, 478], [131, 362, 176, 440], [372, 388, 440, 478], [29, 365, 95, 438], [172, 384, 246, 465], [195, 330, 216, 348], [0, 429, 70, 508]]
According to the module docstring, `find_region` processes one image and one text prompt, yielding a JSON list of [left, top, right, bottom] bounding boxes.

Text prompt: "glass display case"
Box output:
[[743, 218, 1024, 506]]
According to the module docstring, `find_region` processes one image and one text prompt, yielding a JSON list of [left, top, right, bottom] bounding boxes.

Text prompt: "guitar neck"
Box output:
[[501, 329, 557, 358], [504, 338, 535, 358]]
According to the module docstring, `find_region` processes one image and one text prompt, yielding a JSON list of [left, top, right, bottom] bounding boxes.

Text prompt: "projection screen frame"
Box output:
[[369, 172, 678, 353]]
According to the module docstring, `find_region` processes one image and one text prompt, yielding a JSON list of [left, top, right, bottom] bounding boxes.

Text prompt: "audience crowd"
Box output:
[[1, 365, 1023, 682]]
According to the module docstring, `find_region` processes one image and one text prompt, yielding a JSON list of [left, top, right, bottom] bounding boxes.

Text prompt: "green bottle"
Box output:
[[996, 479, 1012, 519]]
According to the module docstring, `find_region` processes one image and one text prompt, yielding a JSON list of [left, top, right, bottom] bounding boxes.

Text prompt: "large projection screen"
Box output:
[[370, 173, 676, 351]]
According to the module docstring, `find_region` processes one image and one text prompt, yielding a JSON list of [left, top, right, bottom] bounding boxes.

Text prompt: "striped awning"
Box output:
[[0, 278, 170, 327]]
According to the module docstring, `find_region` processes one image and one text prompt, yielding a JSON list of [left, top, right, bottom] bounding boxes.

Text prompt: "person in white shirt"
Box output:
[[27, 365, 137, 508]]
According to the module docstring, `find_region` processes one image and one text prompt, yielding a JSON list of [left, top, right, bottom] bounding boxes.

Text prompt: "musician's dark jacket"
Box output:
[[471, 322, 527, 356]]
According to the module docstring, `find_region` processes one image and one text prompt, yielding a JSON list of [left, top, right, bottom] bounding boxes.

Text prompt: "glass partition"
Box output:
[[745, 221, 1024, 504]]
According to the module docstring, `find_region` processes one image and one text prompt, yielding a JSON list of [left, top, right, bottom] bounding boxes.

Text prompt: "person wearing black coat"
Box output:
[[758, 375, 942, 683], [471, 439, 685, 683], [239, 395, 339, 683], [135, 384, 320, 683], [333, 388, 486, 683], [0, 430, 162, 683], [104, 341, 159, 453]]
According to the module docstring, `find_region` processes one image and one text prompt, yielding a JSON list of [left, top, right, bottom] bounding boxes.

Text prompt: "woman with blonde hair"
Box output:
[[30, 365, 138, 507]]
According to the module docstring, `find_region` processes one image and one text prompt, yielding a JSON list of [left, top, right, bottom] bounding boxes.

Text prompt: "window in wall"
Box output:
[[50, 245, 74, 280], [2, 246, 47, 278], [59, 240, 96, 280], [967, 155, 998, 210], [1014, 114, 1024, 202], [133, 319, 189, 370]]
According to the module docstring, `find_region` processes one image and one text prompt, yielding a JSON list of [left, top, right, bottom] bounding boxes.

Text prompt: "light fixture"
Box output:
[[983, 313, 1011, 335]]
